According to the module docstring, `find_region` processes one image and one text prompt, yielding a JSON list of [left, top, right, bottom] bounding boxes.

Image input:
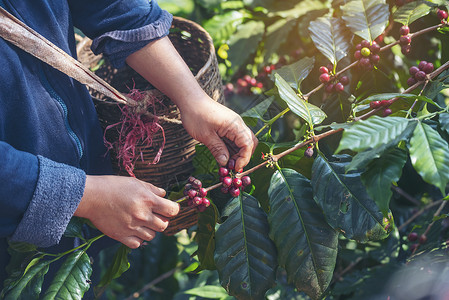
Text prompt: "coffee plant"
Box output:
[[3, 0, 449, 299]]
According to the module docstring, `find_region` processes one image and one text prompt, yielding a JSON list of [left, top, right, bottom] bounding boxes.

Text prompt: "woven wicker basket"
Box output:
[[77, 17, 223, 235]]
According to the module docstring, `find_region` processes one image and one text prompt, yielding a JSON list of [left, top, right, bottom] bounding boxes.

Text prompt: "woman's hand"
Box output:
[[126, 36, 258, 171], [179, 96, 257, 171], [75, 175, 180, 249]]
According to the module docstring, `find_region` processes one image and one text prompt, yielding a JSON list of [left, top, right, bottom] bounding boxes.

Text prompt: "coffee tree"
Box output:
[[2, 0, 449, 299]]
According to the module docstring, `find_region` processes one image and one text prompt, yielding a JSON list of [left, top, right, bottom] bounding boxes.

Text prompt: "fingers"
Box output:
[[122, 236, 144, 249], [202, 134, 230, 166], [152, 197, 180, 218], [224, 119, 258, 171], [141, 181, 166, 197]]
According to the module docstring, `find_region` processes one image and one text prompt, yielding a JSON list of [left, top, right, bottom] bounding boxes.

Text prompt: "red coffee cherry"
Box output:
[[241, 176, 251, 187], [319, 73, 331, 83], [198, 188, 207, 198], [370, 101, 381, 109], [218, 167, 229, 177], [227, 159, 236, 171], [229, 187, 240, 197], [232, 178, 243, 188], [408, 232, 418, 242], [222, 176, 232, 187], [319, 66, 329, 74], [399, 25, 410, 36]]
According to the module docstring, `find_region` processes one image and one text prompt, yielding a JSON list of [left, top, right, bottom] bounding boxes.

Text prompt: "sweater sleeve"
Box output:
[[68, 0, 173, 68], [0, 142, 86, 248]]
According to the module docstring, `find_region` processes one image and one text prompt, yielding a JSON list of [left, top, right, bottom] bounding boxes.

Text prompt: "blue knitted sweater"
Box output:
[[0, 0, 172, 284]]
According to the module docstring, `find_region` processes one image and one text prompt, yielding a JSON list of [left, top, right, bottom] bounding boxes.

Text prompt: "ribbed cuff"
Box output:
[[11, 156, 86, 248], [91, 10, 173, 68]]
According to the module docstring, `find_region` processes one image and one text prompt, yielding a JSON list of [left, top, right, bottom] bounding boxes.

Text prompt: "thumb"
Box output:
[[203, 134, 230, 166]]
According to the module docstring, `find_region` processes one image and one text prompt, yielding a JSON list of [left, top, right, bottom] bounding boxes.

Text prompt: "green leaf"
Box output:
[[341, 0, 390, 42], [345, 120, 417, 172], [274, 73, 327, 127], [361, 148, 407, 216], [264, 18, 296, 62], [196, 205, 217, 270], [336, 116, 413, 153], [203, 11, 246, 47], [312, 154, 391, 242], [228, 21, 265, 73], [42, 251, 92, 300], [3, 260, 50, 300], [8, 241, 37, 253], [408, 122, 449, 194], [360, 93, 442, 108], [184, 285, 229, 298], [63, 217, 86, 240], [268, 169, 338, 300], [439, 113, 449, 135], [271, 57, 315, 90], [193, 144, 218, 177], [393, 1, 433, 25], [97, 245, 131, 288], [241, 96, 275, 126], [214, 194, 278, 300], [308, 17, 352, 66]]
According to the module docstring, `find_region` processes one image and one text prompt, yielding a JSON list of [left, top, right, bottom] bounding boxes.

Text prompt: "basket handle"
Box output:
[[0, 6, 136, 106]]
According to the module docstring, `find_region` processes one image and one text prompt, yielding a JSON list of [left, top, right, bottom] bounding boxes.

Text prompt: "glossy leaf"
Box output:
[[439, 113, 449, 135], [393, 1, 433, 25], [361, 148, 407, 216], [42, 251, 92, 300], [274, 73, 327, 127], [268, 169, 338, 300], [408, 122, 449, 194], [214, 194, 277, 300], [308, 17, 352, 65], [346, 121, 417, 172], [97, 245, 131, 288], [341, 0, 389, 42], [241, 96, 275, 126], [228, 21, 264, 73], [312, 155, 391, 242], [271, 57, 315, 90], [336, 116, 413, 153], [3, 260, 50, 300], [203, 11, 246, 47], [63, 217, 86, 240], [184, 285, 229, 298], [196, 205, 218, 270]]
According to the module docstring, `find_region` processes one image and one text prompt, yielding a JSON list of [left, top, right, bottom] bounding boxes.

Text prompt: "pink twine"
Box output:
[[103, 88, 166, 177]]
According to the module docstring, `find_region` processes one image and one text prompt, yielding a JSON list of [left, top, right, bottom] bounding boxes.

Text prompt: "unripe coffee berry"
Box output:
[[319, 73, 330, 83], [361, 47, 371, 57], [399, 25, 410, 36]]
